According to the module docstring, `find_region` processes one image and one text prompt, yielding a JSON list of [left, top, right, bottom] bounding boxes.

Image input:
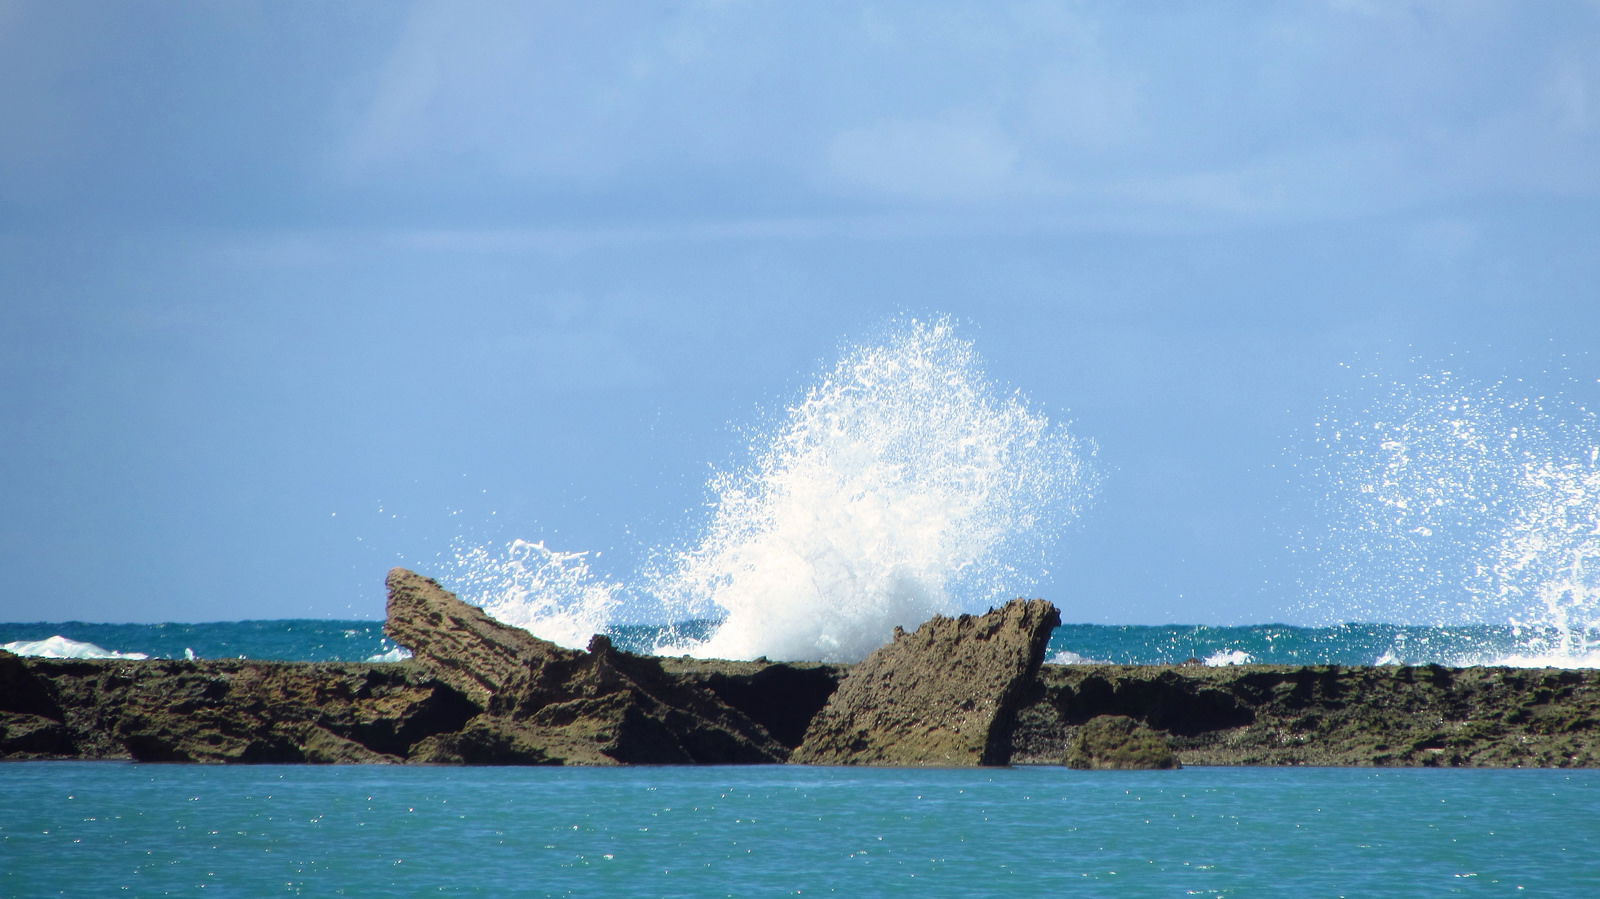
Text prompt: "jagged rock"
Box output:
[[4, 657, 479, 764], [663, 658, 846, 748], [484, 635, 787, 764], [384, 567, 575, 704], [790, 599, 1060, 766], [0, 712, 75, 757], [109, 661, 480, 763], [0, 648, 61, 718], [409, 717, 563, 765], [1010, 664, 1600, 767], [386, 569, 787, 764], [1065, 714, 1180, 769]]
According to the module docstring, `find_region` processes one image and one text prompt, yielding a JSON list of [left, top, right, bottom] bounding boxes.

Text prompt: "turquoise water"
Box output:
[[2, 619, 1580, 666], [7, 621, 1600, 894], [2, 763, 1597, 896]]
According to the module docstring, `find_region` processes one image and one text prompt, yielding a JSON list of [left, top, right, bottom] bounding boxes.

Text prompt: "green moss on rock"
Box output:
[[1066, 715, 1180, 770]]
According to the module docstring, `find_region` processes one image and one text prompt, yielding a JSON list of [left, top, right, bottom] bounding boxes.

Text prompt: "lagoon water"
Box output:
[[3, 762, 1598, 896]]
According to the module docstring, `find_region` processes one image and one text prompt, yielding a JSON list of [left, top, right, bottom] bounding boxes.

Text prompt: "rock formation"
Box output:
[[385, 569, 787, 765], [2, 652, 478, 763], [10, 571, 1600, 768], [1065, 714, 1180, 769], [384, 567, 562, 703], [1012, 663, 1600, 767], [663, 657, 845, 749], [790, 599, 1060, 766]]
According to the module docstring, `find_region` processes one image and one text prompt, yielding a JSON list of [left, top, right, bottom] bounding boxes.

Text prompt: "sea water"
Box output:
[[6, 618, 1595, 668], [2, 762, 1598, 896]]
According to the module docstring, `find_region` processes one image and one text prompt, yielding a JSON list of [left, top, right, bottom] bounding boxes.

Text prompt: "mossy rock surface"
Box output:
[[1066, 714, 1180, 770]]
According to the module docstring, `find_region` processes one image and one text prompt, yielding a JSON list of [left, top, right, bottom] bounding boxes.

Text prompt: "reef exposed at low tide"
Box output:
[[4, 569, 1599, 767]]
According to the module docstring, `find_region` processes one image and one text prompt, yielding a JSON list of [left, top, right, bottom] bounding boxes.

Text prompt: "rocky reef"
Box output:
[[1065, 715, 1180, 770], [4, 569, 1600, 767], [385, 569, 790, 765], [1012, 663, 1600, 767], [0, 648, 478, 764], [790, 598, 1058, 766]]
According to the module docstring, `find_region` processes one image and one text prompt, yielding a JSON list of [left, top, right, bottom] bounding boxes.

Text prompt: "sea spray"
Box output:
[[447, 538, 621, 650], [1489, 452, 1600, 662], [1299, 367, 1600, 665], [651, 318, 1097, 662], [444, 318, 1097, 662]]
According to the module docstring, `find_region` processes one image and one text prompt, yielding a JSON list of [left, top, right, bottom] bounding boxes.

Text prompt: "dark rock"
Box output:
[[1011, 664, 1600, 767], [0, 649, 62, 718], [384, 567, 573, 704], [409, 717, 562, 765], [1065, 714, 1180, 769], [664, 658, 846, 748], [387, 569, 787, 765], [108, 661, 480, 764], [0, 712, 75, 757], [790, 599, 1060, 766]]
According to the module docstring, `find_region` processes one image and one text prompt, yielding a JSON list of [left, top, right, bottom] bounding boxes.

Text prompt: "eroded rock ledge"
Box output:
[[4, 570, 1600, 767], [1011, 663, 1600, 767], [790, 598, 1059, 766]]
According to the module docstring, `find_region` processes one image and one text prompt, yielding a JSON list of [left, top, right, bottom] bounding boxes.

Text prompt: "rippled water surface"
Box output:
[[4, 763, 1598, 896]]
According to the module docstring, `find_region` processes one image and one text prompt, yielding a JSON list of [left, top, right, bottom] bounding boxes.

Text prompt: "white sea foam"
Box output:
[[1302, 368, 1600, 665], [1048, 649, 1105, 665], [651, 318, 1097, 662], [2, 636, 149, 660], [1203, 649, 1253, 666], [365, 646, 414, 662], [447, 318, 1095, 663]]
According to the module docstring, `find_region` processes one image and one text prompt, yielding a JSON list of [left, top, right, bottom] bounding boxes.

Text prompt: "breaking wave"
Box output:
[[448, 317, 1097, 662]]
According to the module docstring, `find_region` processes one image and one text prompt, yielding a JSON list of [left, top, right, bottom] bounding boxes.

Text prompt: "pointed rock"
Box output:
[[384, 567, 580, 705], [385, 568, 787, 764], [790, 599, 1060, 766]]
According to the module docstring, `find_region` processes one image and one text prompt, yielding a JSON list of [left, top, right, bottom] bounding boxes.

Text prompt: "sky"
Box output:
[[2, 0, 1598, 625]]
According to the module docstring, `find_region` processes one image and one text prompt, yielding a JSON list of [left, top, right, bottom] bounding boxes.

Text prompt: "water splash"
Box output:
[[445, 318, 1096, 663], [1299, 367, 1600, 665], [447, 538, 622, 650], [1490, 454, 1600, 662], [651, 318, 1096, 662]]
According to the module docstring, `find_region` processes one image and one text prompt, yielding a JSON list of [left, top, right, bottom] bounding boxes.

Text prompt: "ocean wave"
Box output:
[[364, 646, 414, 662], [3, 635, 150, 660], [1203, 649, 1254, 666]]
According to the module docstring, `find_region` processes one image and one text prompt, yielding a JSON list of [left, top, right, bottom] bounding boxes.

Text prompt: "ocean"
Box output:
[[3, 618, 1594, 668], [7, 619, 1600, 894], [4, 761, 1598, 896]]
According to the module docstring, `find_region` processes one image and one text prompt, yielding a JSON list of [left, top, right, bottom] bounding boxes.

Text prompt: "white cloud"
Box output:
[[329, 1, 1598, 230]]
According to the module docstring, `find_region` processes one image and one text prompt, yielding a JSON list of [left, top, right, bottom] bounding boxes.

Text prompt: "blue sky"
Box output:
[[3, 1, 1598, 624]]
